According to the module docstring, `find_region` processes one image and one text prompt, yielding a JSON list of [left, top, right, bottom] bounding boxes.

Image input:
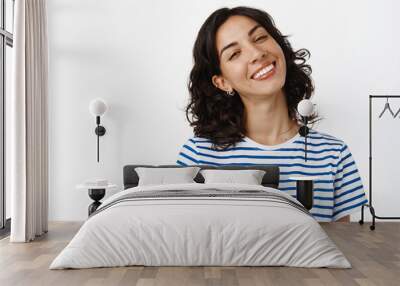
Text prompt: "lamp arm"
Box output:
[[304, 117, 308, 162], [97, 116, 100, 162], [97, 125, 100, 162]]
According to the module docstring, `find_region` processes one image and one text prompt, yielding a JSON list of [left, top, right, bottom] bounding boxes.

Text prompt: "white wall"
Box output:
[[47, 0, 400, 221]]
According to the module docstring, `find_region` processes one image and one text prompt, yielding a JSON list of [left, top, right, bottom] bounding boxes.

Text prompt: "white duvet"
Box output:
[[50, 183, 351, 269]]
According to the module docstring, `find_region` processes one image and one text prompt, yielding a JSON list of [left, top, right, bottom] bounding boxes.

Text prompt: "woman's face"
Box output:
[[212, 15, 286, 98]]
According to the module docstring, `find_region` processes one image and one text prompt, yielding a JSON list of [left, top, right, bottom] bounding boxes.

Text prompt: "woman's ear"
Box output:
[[212, 75, 233, 93]]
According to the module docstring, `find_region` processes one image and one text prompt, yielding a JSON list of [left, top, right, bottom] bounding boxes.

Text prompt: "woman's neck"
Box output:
[[242, 90, 300, 145]]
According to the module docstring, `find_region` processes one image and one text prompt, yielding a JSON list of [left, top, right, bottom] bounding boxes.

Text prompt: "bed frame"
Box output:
[[123, 164, 280, 190]]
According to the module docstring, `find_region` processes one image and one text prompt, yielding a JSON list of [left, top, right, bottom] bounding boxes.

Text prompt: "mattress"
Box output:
[[50, 183, 351, 269]]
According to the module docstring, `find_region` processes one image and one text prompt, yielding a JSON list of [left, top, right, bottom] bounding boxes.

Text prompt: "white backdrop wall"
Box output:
[[47, 0, 400, 221]]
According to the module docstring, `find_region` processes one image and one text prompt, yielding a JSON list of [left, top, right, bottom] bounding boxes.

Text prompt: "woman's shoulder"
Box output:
[[183, 136, 213, 145], [308, 129, 346, 147], [182, 136, 247, 152], [180, 136, 215, 151]]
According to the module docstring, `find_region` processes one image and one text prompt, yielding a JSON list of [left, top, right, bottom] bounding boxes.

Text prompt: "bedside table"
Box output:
[[76, 183, 117, 216]]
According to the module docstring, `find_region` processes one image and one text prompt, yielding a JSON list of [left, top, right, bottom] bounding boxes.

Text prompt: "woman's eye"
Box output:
[[255, 35, 268, 42], [229, 51, 240, 60]]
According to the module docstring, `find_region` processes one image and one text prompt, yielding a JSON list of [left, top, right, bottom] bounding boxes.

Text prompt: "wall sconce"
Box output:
[[89, 98, 108, 162], [297, 99, 314, 162]]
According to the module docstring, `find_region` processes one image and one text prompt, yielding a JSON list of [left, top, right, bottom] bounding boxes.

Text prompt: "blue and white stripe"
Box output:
[[176, 129, 367, 222]]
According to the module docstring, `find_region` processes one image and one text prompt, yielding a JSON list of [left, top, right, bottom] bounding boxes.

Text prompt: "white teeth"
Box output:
[[253, 64, 274, 79]]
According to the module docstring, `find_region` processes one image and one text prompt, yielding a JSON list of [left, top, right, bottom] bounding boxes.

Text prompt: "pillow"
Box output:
[[135, 167, 201, 186], [200, 169, 266, 185]]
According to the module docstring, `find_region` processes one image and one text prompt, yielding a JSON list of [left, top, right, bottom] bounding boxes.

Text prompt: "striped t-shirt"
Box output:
[[176, 129, 367, 222]]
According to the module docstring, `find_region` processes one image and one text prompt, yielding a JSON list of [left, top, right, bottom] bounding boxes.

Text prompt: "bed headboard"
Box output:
[[123, 165, 280, 190]]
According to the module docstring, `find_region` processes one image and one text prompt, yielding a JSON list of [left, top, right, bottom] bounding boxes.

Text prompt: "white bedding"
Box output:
[[50, 183, 351, 269]]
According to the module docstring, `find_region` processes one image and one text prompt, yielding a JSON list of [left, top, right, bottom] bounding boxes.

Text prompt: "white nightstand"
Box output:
[[76, 183, 117, 216]]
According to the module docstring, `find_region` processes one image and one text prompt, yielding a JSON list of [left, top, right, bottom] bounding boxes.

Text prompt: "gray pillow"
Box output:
[[135, 167, 201, 186], [200, 169, 266, 185]]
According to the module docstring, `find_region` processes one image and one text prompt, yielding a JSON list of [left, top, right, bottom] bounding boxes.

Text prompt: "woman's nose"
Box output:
[[249, 45, 267, 64]]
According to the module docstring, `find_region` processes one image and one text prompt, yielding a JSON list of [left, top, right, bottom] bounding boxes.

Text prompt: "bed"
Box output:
[[49, 164, 351, 269]]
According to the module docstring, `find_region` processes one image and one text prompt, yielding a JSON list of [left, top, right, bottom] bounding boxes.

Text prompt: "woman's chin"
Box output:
[[249, 76, 285, 91], [247, 84, 285, 98]]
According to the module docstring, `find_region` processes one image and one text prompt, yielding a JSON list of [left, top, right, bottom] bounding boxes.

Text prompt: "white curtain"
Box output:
[[9, 0, 48, 242]]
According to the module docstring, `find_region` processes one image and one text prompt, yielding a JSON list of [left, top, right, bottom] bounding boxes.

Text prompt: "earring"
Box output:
[[226, 90, 235, 97]]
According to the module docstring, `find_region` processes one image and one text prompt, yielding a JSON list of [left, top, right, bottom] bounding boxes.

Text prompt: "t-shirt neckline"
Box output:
[[244, 132, 301, 150]]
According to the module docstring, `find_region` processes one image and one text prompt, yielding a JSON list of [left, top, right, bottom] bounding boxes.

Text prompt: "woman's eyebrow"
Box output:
[[219, 24, 263, 57]]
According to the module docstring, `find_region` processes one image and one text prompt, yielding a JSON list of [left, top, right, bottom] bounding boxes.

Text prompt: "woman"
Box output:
[[176, 6, 367, 222]]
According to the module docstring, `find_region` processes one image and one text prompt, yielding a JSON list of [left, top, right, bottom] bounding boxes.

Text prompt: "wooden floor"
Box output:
[[0, 222, 399, 286]]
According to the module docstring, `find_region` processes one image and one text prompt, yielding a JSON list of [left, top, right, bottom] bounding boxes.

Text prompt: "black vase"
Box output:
[[88, 188, 105, 216]]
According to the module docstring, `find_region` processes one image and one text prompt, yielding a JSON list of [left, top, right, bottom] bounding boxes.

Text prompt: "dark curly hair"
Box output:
[[186, 6, 319, 150]]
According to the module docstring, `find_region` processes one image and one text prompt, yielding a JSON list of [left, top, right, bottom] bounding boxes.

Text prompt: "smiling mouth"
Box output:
[[251, 61, 276, 80]]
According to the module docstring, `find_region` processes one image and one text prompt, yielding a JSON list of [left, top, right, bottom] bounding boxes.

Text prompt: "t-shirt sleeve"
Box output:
[[333, 143, 368, 221], [176, 138, 200, 166]]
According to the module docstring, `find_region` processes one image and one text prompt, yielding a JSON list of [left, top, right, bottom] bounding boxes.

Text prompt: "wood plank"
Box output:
[[0, 222, 399, 286]]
